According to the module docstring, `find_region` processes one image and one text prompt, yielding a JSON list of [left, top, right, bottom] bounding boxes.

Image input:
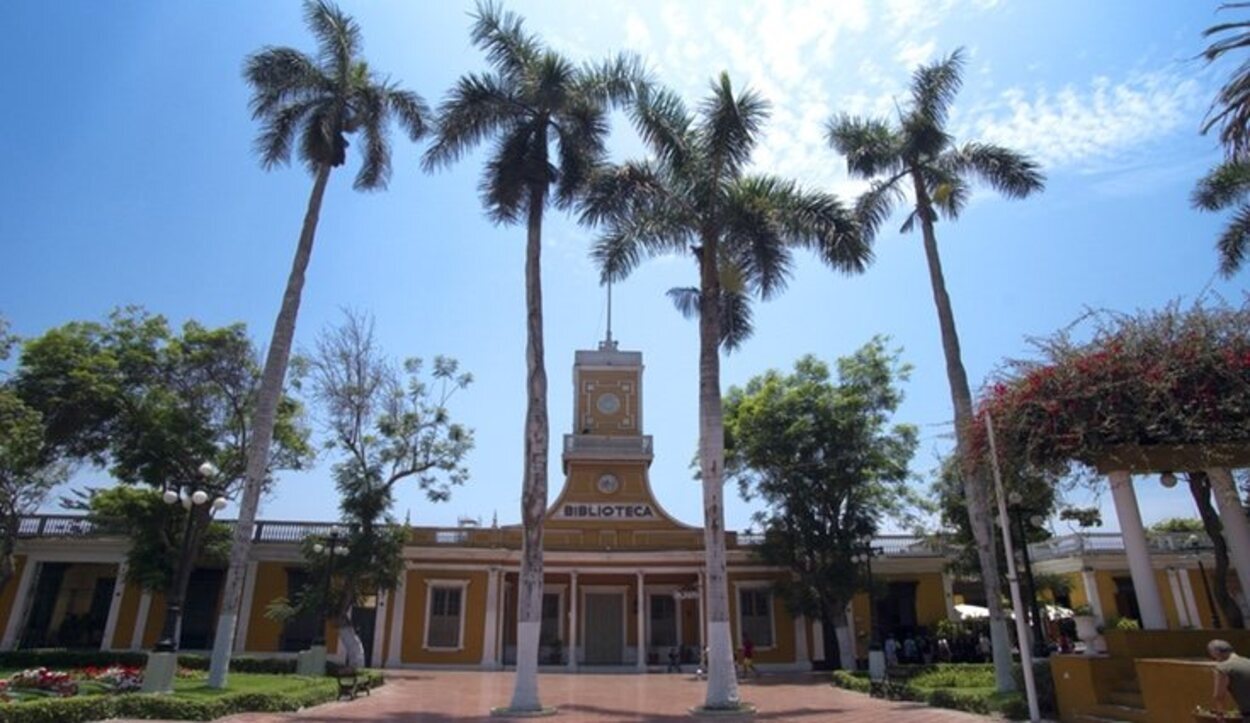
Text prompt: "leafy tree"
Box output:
[[1058, 506, 1102, 529], [213, 0, 430, 687], [278, 311, 472, 667], [1185, 471, 1245, 628], [14, 308, 310, 648], [422, 2, 641, 710], [584, 77, 865, 708], [827, 48, 1044, 692], [1150, 517, 1206, 533], [723, 340, 918, 671]]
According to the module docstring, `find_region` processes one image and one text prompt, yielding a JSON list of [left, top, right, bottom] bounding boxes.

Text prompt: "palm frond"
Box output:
[[1201, 5, 1250, 156], [825, 114, 902, 178], [631, 85, 694, 172], [552, 100, 609, 209], [590, 197, 692, 281], [480, 124, 541, 224], [298, 100, 346, 170], [579, 161, 672, 226], [947, 142, 1044, 199], [909, 47, 965, 129], [854, 175, 907, 241], [666, 286, 700, 319], [664, 281, 755, 352], [1215, 203, 1250, 276], [924, 166, 970, 221], [423, 72, 522, 171], [304, 0, 361, 79], [1193, 159, 1250, 210], [353, 83, 391, 191], [470, 0, 540, 83], [243, 47, 327, 119], [255, 98, 318, 170], [578, 51, 651, 110], [698, 72, 769, 178], [721, 180, 794, 301], [385, 85, 430, 142]]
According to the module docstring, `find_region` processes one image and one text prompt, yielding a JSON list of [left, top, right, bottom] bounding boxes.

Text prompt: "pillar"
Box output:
[[1207, 467, 1250, 617], [1109, 470, 1167, 629], [636, 570, 646, 671], [1080, 569, 1105, 624], [100, 561, 130, 650], [0, 559, 38, 651], [481, 567, 500, 668], [567, 571, 578, 671], [1166, 569, 1189, 628], [130, 590, 152, 651], [233, 561, 258, 652], [697, 571, 706, 648], [386, 570, 408, 667], [941, 571, 957, 620], [371, 589, 389, 668], [794, 614, 809, 667], [1179, 569, 1203, 628]]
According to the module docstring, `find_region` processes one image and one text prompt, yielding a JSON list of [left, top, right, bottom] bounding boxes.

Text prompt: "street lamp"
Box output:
[[851, 542, 885, 650], [310, 531, 348, 647], [154, 462, 228, 653], [1007, 491, 1048, 658]]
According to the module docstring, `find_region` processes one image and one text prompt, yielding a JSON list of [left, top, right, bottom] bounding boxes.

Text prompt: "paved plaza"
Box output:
[[165, 671, 991, 723]]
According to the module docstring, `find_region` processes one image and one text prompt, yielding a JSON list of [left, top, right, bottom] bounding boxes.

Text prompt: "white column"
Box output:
[[636, 570, 646, 671], [697, 572, 706, 648], [841, 600, 857, 670], [1166, 569, 1189, 628], [1080, 569, 1106, 624], [1207, 467, 1250, 617], [1, 560, 38, 651], [794, 614, 809, 667], [371, 589, 389, 668], [941, 571, 957, 620], [385, 570, 408, 667], [1179, 569, 1203, 628], [100, 561, 130, 651], [130, 591, 152, 651], [567, 571, 578, 671], [233, 561, 258, 652], [1108, 470, 1167, 629], [481, 567, 500, 668], [496, 574, 507, 666], [812, 618, 825, 662]]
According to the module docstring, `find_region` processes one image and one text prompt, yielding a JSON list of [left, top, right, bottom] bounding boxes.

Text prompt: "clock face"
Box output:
[[596, 392, 621, 414], [596, 473, 621, 495]]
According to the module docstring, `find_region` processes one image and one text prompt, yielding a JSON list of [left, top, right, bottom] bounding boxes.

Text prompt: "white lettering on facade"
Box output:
[[557, 503, 656, 520]]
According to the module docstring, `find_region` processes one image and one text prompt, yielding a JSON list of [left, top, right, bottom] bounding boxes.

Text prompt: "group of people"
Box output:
[[689, 634, 759, 680], [881, 631, 992, 666]]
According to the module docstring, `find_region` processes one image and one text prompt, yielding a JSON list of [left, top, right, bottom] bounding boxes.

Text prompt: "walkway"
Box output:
[[190, 671, 991, 722]]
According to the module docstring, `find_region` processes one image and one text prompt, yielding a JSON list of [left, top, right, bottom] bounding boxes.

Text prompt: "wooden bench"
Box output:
[[333, 667, 371, 700]]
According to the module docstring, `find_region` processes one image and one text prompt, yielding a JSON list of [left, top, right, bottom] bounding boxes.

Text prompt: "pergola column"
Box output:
[[0, 560, 38, 651], [1206, 467, 1250, 616], [1109, 470, 1167, 629], [635, 571, 646, 671], [1166, 569, 1189, 628], [481, 567, 499, 668], [567, 571, 578, 671], [100, 561, 129, 650], [1080, 568, 1105, 624]]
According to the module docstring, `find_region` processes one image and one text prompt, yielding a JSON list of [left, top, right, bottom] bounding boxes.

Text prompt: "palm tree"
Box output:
[[208, 0, 428, 689], [422, 2, 641, 712], [1195, 4, 1250, 276], [826, 48, 1044, 692], [583, 76, 867, 710]]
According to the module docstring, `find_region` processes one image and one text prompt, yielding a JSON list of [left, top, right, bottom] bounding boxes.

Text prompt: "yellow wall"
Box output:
[[576, 369, 640, 436], [402, 569, 488, 665], [109, 582, 143, 649], [1187, 569, 1216, 628], [0, 556, 27, 634], [246, 562, 288, 653], [914, 572, 947, 627], [726, 574, 795, 664]]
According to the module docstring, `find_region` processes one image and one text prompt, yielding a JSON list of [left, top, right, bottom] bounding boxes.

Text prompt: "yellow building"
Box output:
[[0, 342, 1236, 671]]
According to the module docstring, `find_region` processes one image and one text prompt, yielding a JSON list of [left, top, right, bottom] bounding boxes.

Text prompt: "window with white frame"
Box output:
[[426, 585, 464, 649], [738, 587, 774, 648]]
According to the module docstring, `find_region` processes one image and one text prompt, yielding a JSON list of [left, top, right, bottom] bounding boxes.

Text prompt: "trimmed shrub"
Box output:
[[0, 651, 302, 676], [830, 670, 871, 694]]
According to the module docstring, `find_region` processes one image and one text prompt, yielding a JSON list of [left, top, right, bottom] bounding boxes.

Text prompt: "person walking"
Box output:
[[1208, 639, 1250, 721]]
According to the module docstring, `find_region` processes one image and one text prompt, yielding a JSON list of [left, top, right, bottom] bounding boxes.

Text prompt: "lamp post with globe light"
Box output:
[[1007, 491, 1048, 658], [852, 541, 885, 677], [311, 531, 348, 647], [153, 462, 228, 653]]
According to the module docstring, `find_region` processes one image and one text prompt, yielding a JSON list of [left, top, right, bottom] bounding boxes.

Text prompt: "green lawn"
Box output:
[[170, 673, 335, 699]]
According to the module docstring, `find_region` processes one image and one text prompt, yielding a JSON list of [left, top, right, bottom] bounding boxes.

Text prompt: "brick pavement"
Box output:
[[148, 670, 993, 723]]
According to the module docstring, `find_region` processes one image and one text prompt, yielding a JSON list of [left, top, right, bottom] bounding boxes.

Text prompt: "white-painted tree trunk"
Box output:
[[337, 617, 366, 669], [835, 623, 855, 670]]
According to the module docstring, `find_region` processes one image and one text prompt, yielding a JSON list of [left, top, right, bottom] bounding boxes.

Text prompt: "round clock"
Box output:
[[596, 473, 621, 495], [596, 392, 621, 414]]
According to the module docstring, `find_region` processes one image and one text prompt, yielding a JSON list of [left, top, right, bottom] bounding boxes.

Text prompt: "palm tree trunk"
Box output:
[[912, 171, 1015, 693], [208, 163, 333, 689], [698, 240, 741, 710], [1188, 472, 1245, 628], [509, 184, 550, 712]]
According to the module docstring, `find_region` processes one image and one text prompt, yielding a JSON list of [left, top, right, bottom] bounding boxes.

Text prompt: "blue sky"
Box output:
[[0, 0, 1244, 535]]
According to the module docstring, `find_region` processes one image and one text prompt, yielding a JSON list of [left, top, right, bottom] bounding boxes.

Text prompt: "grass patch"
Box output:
[[832, 663, 1044, 721]]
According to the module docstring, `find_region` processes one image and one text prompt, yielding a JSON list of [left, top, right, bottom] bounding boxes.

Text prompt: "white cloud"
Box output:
[[896, 38, 937, 68]]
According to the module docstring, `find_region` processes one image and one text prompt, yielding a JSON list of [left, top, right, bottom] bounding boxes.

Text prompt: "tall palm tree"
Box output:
[[422, 2, 641, 712], [1195, 4, 1250, 277], [208, 0, 428, 689], [583, 76, 867, 709], [826, 48, 1044, 692]]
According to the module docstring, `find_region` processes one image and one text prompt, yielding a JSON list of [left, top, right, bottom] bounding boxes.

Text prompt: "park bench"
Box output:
[[333, 667, 371, 700]]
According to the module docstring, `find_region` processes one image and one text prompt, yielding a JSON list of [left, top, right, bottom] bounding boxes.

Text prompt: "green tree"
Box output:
[[286, 311, 472, 667], [0, 383, 65, 592], [827, 48, 1044, 692], [15, 308, 310, 649], [422, 2, 640, 710], [1150, 517, 1205, 533], [584, 77, 866, 709], [214, 0, 430, 687], [723, 340, 918, 671]]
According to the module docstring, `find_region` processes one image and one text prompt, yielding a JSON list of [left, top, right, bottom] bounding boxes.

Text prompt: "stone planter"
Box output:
[[1074, 615, 1100, 656]]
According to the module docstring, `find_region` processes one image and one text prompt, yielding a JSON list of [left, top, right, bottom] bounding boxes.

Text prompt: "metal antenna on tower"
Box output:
[[600, 279, 618, 350]]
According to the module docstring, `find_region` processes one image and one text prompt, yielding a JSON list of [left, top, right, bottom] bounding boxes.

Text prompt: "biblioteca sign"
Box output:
[[556, 503, 656, 520]]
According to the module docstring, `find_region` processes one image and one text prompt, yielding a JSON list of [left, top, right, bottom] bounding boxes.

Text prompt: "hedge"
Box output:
[[0, 651, 315, 675], [0, 672, 383, 723], [831, 661, 1055, 721]]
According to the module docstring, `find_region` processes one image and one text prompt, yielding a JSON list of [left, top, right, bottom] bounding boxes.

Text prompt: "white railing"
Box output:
[[1028, 531, 1214, 561]]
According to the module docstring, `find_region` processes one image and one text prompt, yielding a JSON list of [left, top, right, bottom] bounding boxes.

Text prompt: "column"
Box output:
[[941, 571, 957, 620], [371, 589, 389, 668], [130, 591, 152, 651], [697, 572, 706, 648], [1207, 467, 1250, 617], [100, 561, 130, 651], [794, 614, 809, 668], [386, 569, 408, 667], [1166, 569, 1189, 628], [636, 571, 646, 671], [812, 618, 826, 663], [1080, 569, 1106, 624], [567, 571, 578, 671], [233, 561, 258, 652], [0, 560, 38, 651], [1179, 569, 1203, 628], [481, 567, 500, 668], [1108, 470, 1167, 629]]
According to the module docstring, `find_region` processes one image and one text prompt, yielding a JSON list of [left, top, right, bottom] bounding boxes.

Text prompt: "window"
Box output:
[[738, 588, 774, 648], [540, 593, 561, 645], [280, 569, 320, 652], [426, 586, 464, 649], [650, 595, 677, 647]]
